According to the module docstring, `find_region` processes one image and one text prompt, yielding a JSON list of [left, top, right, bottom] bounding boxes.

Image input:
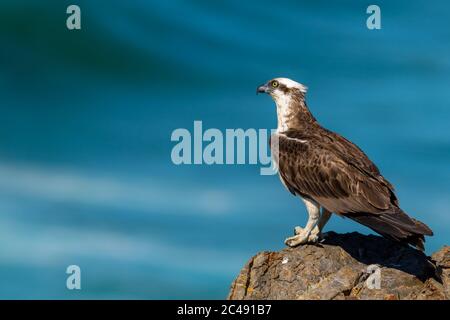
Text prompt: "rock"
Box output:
[[431, 246, 450, 298], [228, 232, 448, 300]]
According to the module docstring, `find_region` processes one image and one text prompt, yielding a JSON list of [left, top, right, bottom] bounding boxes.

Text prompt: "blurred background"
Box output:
[[0, 0, 449, 299]]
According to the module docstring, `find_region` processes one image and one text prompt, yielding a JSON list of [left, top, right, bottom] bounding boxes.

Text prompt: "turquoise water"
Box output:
[[0, 0, 449, 298]]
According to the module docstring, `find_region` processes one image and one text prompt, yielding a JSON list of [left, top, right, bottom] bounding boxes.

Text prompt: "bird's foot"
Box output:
[[285, 228, 318, 247], [294, 226, 320, 243], [285, 233, 309, 247]]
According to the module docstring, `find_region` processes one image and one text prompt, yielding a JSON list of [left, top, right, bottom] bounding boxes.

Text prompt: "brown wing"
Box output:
[[272, 132, 395, 214], [321, 128, 397, 195], [282, 128, 398, 204]]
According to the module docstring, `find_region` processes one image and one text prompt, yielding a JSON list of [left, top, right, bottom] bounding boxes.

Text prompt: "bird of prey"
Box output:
[[257, 77, 433, 250]]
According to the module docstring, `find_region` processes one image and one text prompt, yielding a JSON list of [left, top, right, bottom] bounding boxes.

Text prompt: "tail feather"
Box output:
[[346, 208, 433, 251]]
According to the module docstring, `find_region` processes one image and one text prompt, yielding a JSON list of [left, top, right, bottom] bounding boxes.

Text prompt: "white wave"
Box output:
[[0, 217, 247, 274], [0, 162, 231, 215]]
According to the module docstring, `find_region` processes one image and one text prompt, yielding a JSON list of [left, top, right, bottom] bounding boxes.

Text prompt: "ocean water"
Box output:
[[0, 0, 449, 299]]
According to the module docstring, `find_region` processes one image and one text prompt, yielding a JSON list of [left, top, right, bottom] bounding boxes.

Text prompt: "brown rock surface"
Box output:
[[431, 245, 450, 298], [228, 232, 448, 300]]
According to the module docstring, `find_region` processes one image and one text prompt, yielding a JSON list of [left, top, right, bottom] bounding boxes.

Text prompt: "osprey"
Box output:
[[257, 77, 433, 250]]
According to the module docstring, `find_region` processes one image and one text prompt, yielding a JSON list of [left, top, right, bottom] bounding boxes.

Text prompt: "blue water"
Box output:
[[0, 0, 449, 299]]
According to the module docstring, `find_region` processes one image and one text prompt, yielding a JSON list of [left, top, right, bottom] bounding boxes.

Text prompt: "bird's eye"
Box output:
[[271, 81, 279, 88]]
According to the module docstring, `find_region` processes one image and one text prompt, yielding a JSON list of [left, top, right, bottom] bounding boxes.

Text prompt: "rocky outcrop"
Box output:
[[228, 232, 449, 300]]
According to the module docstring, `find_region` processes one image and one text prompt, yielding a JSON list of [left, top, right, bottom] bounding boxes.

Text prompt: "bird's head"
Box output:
[[257, 77, 314, 130], [256, 77, 307, 104]]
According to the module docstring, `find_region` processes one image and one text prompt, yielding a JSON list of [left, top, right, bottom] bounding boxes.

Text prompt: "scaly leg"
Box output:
[[294, 208, 331, 237], [285, 198, 320, 247], [305, 208, 332, 242]]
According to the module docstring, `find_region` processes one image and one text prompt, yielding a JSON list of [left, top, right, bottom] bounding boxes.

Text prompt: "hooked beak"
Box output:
[[256, 84, 269, 94]]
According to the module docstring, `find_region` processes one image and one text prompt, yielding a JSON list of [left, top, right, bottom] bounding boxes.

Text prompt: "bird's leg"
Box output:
[[307, 208, 332, 242], [294, 208, 331, 240], [285, 198, 320, 247]]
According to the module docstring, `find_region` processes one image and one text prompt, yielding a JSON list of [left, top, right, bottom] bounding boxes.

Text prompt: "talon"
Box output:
[[285, 233, 309, 247], [307, 229, 321, 243], [308, 233, 319, 243]]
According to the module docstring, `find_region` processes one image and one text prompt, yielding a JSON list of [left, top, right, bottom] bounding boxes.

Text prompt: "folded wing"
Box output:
[[272, 130, 433, 250]]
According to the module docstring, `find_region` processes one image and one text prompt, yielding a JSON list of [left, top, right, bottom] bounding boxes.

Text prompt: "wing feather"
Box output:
[[273, 132, 394, 214]]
